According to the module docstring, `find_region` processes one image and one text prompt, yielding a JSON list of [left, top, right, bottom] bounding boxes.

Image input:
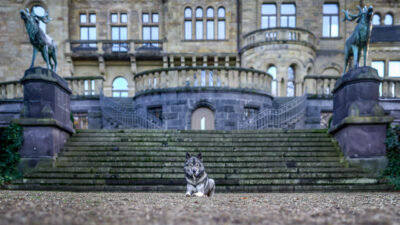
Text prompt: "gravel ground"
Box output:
[[0, 191, 399, 225]]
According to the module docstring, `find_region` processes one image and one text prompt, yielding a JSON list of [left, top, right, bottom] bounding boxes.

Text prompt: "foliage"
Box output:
[[383, 125, 400, 190], [0, 123, 23, 185]]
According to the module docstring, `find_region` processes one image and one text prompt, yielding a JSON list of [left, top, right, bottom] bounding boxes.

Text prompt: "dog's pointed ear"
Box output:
[[197, 153, 202, 161], [186, 152, 191, 160]]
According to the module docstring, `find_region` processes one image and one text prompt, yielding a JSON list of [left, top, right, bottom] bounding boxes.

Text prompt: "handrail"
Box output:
[[99, 93, 162, 129], [239, 95, 307, 129]]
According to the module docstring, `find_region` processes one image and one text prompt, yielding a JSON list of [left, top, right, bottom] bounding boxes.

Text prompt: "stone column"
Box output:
[[17, 67, 74, 171], [329, 67, 392, 174]]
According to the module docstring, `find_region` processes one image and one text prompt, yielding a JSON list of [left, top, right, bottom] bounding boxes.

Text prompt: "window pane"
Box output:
[[80, 27, 88, 40], [207, 21, 214, 39], [120, 27, 127, 40], [389, 61, 400, 77], [262, 4, 276, 15], [185, 21, 192, 39], [323, 4, 338, 14], [143, 26, 150, 40], [196, 21, 203, 39], [207, 8, 214, 17], [143, 13, 149, 23], [268, 66, 277, 79], [218, 21, 225, 39], [288, 67, 295, 80], [218, 7, 225, 18], [151, 27, 159, 40], [261, 16, 268, 29], [152, 13, 159, 23], [201, 71, 206, 86], [113, 77, 128, 90], [121, 92, 128, 97], [111, 27, 119, 40], [111, 14, 118, 23], [121, 13, 127, 23], [89, 14, 96, 23], [88, 27, 96, 40], [196, 8, 203, 18], [371, 61, 385, 77], [288, 16, 296, 27], [281, 4, 295, 15], [185, 8, 192, 18], [281, 16, 288, 27], [384, 14, 393, 25], [331, 16, 339, 37], [322, 16, 330, 37], [372, 14, 380, 25], [270, 16, 276, 28], [80, 14, 87, 23]]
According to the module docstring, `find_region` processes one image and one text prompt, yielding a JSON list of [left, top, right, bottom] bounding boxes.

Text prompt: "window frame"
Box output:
[[79, 11, 97, 48], [261, 3, 277, 29], [112, 77, 129, 98], [217, 7, 226, 40], [322, 3, 339, 38], [280, 3, 296, 28], [384, 13, 394, 26]]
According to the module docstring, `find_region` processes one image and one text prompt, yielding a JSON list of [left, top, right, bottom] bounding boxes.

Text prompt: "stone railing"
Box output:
[[0, 80, 23, 100], [67, 40, 165, 55], [242, 27, 317, 51], [134, 67, 272, 94], [303, 75, 338, 96], [304, 75, 400, 98], [64, 76, 104, 96]]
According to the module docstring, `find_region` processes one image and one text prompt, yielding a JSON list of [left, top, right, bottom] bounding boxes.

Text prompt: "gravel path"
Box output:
[[0, 191, 399, 225]]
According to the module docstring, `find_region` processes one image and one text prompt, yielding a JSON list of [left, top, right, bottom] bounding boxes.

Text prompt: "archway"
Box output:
[[191, 107, 215, 130]]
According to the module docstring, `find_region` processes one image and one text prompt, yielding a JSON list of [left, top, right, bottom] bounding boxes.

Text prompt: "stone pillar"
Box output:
[[329, 67, 392, 174], [17, 67, 74, 171]]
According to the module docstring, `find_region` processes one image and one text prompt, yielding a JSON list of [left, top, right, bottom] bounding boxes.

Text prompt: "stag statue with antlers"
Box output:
[[20, 8, 57, 72], [342, 5, 373, 75]]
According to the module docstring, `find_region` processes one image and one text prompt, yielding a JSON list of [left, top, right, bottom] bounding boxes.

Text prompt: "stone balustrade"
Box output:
[[65, 76, 104, 96], [0, 80, 23, 100], [242, 27, 317, 51], [67, 40, 165, 55], [381, 78, 400, 98], [134, 67, 272, 94]]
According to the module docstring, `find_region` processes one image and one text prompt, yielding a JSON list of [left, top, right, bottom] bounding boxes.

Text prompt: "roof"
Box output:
[[370, 25, 400, 43]]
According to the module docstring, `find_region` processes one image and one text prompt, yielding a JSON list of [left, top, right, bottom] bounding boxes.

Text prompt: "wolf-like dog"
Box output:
[[184, 152, 215, 197]]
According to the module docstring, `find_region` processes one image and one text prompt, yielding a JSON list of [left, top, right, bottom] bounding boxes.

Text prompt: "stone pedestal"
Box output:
[[17, 67, 74, 171], [329, 67, 393, 174]]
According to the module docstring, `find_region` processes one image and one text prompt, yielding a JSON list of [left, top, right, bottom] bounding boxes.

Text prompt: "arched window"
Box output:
[[372, 14, 381, 25], [191, 107, 215, 130], [184, 7, 192, 40], [195, 7, 203, 39], [287, 66, 295, 97], [206, 7, 214, 39], [32, 5, 46, 33], [217, 7, 226, 39], [267, 66, 277, 96], [384, 13, 393, 25], [112, 77, 128, 97]]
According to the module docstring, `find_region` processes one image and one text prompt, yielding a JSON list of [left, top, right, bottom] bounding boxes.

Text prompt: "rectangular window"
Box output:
[[120, 13, 127, 23], [322, 4, 339, 37], [89, 13, 96, 23], [111, 13, 118, 23], [148, 106, 163, 121], [111, 26, 128, 52], [196, 21, 203, 39], [389, 61, 400, 77], [244, 107, 259, 120], [80, 13, 96, 48], [280, 4, 296, 28], [80, 14, 87, 23], [261, 4, 276, 28], [371, 61, 385, 77], [206, 20, 214, 39], [218, 21, 225, 39], [185, 21, 192, 40], [152, 13, 159, 23], [143, 13, 149, 23]]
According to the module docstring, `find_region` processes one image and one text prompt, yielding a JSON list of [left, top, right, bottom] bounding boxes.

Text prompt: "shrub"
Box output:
[[0, 123, 23, 185], [383, 125, 400, 190]]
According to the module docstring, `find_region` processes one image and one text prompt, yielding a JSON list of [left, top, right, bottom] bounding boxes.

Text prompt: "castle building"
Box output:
[[0, 0, 399, 130]]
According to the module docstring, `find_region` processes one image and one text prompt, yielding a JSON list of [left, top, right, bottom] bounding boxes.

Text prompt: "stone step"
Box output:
[[33, 167, 364, 174], [59, 151, 340, 157], [68, 137, 333, 143], [13, 177, 383, 186], [75, 129, 328, 134], [55, 156, 341, 163], [64, 142, 334, 147], [23, 172, 371, 179], [61, 146, 338, 152], [7, 184, 391, 192], [72, 133, 331, 138], [54, 161, 346, 168]]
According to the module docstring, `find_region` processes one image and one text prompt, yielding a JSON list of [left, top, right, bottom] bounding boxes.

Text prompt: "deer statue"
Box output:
[[342, 5, 373, 75], [20, 8, 57, 72]]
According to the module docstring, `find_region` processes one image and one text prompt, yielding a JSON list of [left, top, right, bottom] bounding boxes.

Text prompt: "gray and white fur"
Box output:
[[184, 152, 215, 197]]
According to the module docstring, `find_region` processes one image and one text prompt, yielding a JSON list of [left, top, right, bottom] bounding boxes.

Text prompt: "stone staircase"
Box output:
[[7, 129, 390, 192]]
